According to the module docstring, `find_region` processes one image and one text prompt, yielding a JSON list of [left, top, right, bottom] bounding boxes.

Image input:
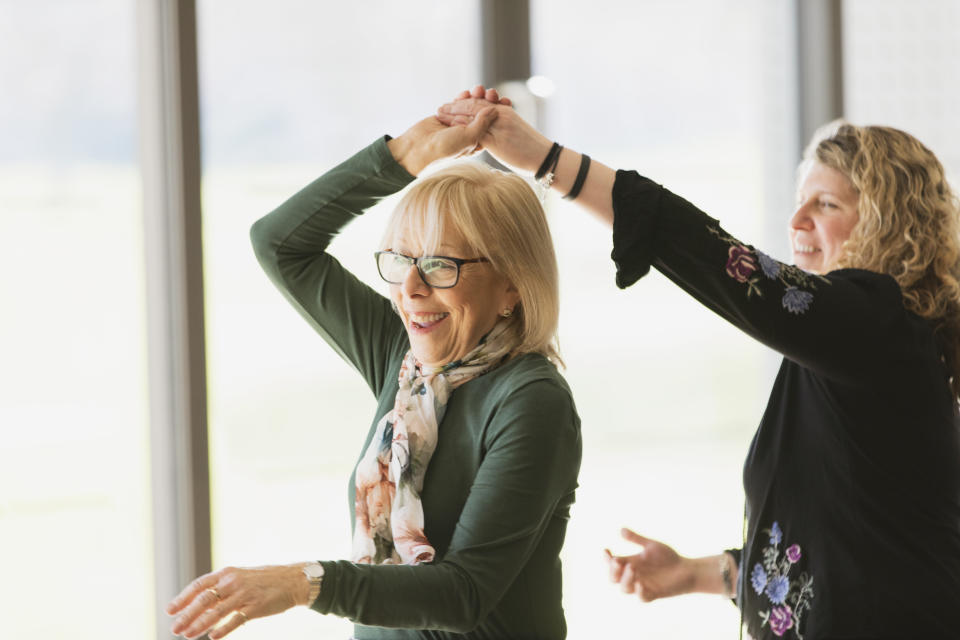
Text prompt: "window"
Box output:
[[198, 2, 481, 637], [530, 1, 793, 635], [0, 2, 152, 637], [844, 0, 960, 183]]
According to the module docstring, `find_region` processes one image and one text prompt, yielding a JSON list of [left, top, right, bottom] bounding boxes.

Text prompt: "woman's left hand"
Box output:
[[166, 563, 310, 639], [387, 107, 498, 176]]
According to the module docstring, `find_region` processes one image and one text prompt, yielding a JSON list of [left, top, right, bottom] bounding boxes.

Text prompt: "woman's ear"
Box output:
[[503, 284, 521, 314]]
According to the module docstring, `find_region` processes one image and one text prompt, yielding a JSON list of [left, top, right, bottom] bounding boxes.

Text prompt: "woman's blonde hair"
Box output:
[[381, 162, 561, 366], [803, 121, 960, 397]]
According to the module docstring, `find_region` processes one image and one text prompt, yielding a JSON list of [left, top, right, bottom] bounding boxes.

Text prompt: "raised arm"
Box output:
[[249, 112, 499, 395], [438, 89, 916, 387], [438, 92, 616, 228]]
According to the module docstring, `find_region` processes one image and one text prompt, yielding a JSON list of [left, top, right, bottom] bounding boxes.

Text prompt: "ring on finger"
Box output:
[[236, 610, 249, 625], [205, 587, 222, 601]]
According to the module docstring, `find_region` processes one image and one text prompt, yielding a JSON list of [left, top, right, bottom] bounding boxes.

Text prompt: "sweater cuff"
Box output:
[[724, 548, 742, 607], [610, 170, 664, 289], [369, 135, 418, 186], [309, 560, 340, 615]]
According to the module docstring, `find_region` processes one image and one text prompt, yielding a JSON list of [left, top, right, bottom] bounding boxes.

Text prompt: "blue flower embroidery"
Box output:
[[769, 521, 783, 545], [708, 226, 828, 315], [758, 252, 781, 279], [751, 563, 768, 594], [753, 519, 815, 639], [765, 575, 790, 604], [781, 287, 814, 314]]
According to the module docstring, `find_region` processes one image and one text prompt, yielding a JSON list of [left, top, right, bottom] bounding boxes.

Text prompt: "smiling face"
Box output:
[[790, 162, 860, 274], [389, 225, 519, 368]]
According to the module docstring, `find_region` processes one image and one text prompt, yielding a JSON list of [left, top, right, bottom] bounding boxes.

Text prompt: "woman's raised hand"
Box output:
[[437, 84, 552, 174], [166, 563, 310, 639], [387, 106, 499, 176], [604, 528, 697, 602]]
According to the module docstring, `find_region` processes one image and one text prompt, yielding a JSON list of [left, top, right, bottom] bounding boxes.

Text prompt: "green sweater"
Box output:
[[250, 137, 582, 639]]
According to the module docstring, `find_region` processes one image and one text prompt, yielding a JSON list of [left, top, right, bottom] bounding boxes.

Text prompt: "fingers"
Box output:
[[468, 106, 498, 131], [167, 572, 219, 615], [179, 596, 230, 639], [171, 586, 225, 638], [179, 590, 250, 640], [438, 98, 491, 117], [606, 549, 626, 583], [436, 112, 474, 127], [166, 572, 222, 616], [208, 611, 249, 640], [173, 587, 253, 639], [168, 568, 245, 638], [445, 107, 498, 158], [619, 562, 636, 594], [452, 85, 511, 106], [621, 527, 652, 548]]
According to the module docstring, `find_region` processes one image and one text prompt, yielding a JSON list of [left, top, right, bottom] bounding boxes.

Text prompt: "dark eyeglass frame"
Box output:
[[374, 250, 490, 289]]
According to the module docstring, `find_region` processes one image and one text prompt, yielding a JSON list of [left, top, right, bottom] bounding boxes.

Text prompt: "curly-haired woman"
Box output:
[[440, 87, 960, 639]]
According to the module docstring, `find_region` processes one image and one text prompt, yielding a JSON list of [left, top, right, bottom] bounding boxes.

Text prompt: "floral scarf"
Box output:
[[351, 320, 517, 565]]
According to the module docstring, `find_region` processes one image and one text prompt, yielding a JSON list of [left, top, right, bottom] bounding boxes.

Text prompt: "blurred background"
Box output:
[[1, 1, 958, 638]]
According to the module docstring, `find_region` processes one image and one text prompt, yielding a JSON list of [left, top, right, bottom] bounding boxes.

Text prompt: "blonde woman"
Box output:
[[166, 110, 582, 639], [440, 87, 960, 639]]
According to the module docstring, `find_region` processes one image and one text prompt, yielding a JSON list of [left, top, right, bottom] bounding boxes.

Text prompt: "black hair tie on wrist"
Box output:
[[563, 154, 591, 200], [535, 142, 562, 180]]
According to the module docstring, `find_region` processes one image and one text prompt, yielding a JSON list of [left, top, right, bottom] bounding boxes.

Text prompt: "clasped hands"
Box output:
[[390, 85, 552, 176]]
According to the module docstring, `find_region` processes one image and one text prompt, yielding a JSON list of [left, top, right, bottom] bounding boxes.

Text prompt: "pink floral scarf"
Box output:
[[351, 320, 517, 565]]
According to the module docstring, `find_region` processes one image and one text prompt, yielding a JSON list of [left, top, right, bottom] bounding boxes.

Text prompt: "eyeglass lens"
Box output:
[[377, 253, 460, 287]]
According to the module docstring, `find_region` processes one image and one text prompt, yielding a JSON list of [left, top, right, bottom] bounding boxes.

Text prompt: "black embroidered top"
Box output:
[[611, 170, 960, 639]]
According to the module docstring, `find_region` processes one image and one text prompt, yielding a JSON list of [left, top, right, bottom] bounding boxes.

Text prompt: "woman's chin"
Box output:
[[792, 253, 823, 274], [407, 341, 447, 368]]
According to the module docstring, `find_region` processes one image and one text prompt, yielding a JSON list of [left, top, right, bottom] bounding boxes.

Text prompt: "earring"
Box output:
[[500, 308, 513, 318]]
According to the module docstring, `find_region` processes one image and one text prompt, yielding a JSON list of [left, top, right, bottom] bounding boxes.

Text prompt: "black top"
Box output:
[[611, 170, 960, 639]]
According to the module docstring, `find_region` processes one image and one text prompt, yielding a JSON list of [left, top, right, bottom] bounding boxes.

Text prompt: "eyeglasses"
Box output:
[[374, 250, 489, 289]]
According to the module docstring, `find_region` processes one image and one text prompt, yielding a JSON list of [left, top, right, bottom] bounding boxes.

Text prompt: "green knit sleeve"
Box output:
[[250, 137, 414, 395]]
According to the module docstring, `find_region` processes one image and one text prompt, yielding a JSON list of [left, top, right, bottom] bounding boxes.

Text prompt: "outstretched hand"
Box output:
[[604, 528, 695, 602], [166, 563, 309, 639]]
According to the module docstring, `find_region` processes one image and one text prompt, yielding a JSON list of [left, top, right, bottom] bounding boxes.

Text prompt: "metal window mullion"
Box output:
[[480, 0, 531, 87], [137, 2, 210, 638], [796, 0, 844, 150]]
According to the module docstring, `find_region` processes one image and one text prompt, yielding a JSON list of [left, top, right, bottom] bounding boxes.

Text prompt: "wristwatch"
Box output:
[[302, 562, 325, 607]]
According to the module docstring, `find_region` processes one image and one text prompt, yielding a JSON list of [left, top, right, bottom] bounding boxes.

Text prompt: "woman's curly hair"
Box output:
[[803, 122, 960, 398]]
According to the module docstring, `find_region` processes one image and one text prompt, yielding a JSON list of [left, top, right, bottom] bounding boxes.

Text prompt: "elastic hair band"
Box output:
[[535, 142, 562, 180], [563, 154, 591, 200]]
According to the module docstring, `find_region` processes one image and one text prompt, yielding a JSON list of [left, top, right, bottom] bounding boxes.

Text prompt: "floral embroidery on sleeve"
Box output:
[[708, 226, 829, 315], [751, 521, 815, 638]]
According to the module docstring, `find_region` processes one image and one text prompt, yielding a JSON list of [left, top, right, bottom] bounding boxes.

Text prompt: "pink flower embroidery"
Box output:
[[753, 520, 814, 638], [786, 544, 802, 564], [726, 245, 757, 282], [769, 605, 795, 636]]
